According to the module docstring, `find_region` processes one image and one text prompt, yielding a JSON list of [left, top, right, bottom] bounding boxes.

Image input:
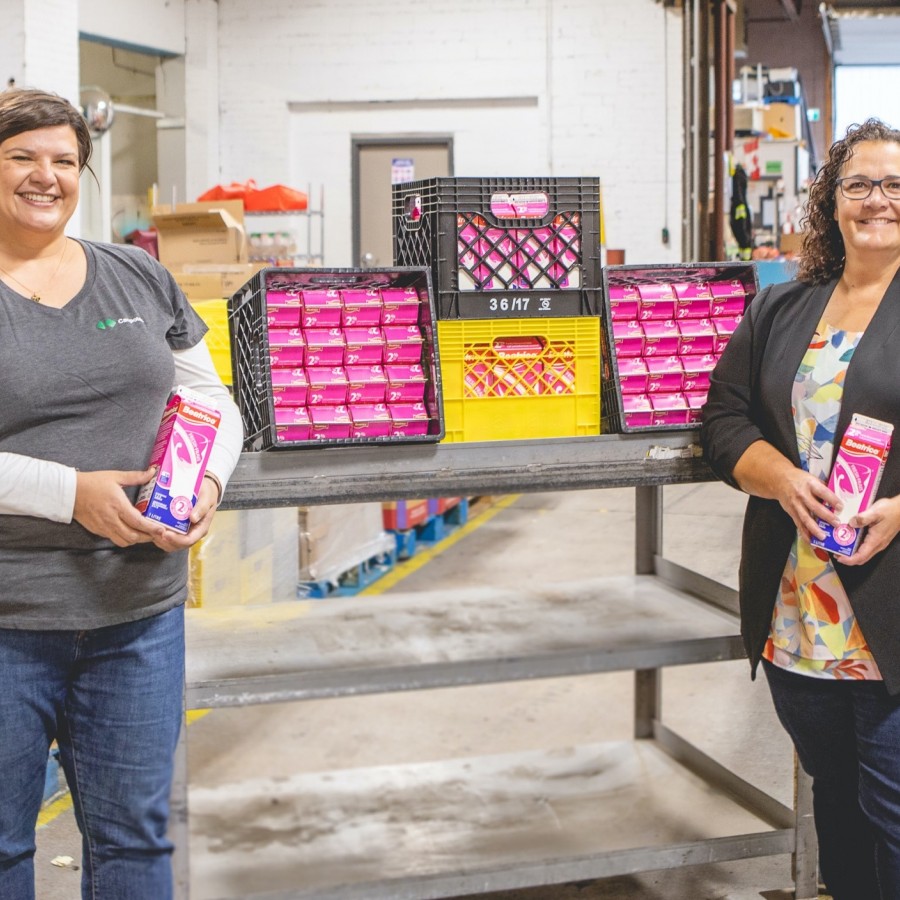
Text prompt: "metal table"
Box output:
[[172, 433, 817, 899]]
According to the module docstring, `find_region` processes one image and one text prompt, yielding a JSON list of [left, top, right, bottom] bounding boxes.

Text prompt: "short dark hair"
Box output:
[[798, 117, 900, 284], [0, 87, 93, 172]]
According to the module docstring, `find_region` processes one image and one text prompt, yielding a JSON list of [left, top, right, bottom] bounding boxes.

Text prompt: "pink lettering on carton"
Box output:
[[811, 413, 894, 556], [135, 386, 220, 533]]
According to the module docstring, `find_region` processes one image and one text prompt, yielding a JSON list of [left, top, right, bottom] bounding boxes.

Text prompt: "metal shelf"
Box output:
[[222, 431, 711, 509], [174, 429, 818, 900]]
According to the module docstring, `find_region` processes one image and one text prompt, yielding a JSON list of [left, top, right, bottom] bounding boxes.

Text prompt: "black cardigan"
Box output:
[[701, 269, 900, 694]]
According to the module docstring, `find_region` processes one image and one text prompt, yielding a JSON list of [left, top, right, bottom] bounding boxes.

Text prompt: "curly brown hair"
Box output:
[[798, 118, 900, 283]]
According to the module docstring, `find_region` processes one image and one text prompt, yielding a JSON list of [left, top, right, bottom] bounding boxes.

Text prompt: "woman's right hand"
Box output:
[[733, 440, 842, 542], [774, 466, 842, 544], [73, 468, 167, 547]]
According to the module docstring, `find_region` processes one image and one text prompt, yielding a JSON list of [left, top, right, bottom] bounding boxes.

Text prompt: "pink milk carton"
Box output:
[[309, 405, 352, 440], [457, 215, 493, 290], [464, 361, 493, 397], [617, 357, 649, 394], [607, 283, 641, 321], [479, 226, 517, 289], [135, 386, 220, 533], [266, 290, 302, 328], [385, 363, 426, 403], [345, 364, 388, 404], [637, 282, 676, 321], [612, 319, 644, 358], [306, 366, 349, 405], [811, 414, 894, 557], [274, 406, 312, 443], [491, 361, 541, 397], [710, 280, 747, 317], [641, 320, 680, 357], [649, 392, 691, 427], [622, 394, 653, 429], [549, 214, 581, 288], [341, 289, 383, 327], [268, 346, 306, 368], [543, 360, 574, 396], [267, 327, 305, 349], [515, 227, 554, 289], [681, 354, 717, 393], [713, 315, 743, 353], [266, 306, 301, 328], [348, 403, 392, 438], [270, 367, 309, 407], [684, 390, 708, 424], [344, 326, 385, 365], [304, 328, 346, 367], [381, 287, 421, 325], [266, 289, 302, 309], [672, 281, 712, 320], [300, 289, 343, 328], [389, 402, 430, 437], [677, 318, 717, 356], [382, 325, 423, 364], [645, 356, 684, 393]]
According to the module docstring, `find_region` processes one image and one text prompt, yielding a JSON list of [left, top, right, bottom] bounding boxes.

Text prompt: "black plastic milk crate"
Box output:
[[228, 267, 445, 450], [392, 176, 602, 320], [599, 262, 760, 434]]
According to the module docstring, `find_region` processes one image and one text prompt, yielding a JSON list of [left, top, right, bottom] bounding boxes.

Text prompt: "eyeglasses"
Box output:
[[837, 176, 900, 201]]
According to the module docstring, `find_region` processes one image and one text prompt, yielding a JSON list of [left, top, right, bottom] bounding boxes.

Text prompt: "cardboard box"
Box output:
[[763, 103, 802, 140], [779, 232, 805, 256], [174, 264, 264, 300], [153, 200, 248, 270]]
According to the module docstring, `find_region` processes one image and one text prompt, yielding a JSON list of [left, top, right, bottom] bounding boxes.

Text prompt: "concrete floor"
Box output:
[[34, 482, 819, 899]]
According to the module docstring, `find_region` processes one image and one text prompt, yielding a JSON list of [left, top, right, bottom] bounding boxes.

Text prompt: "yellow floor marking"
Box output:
[[359, 494, 521, 595], [37, 791, 73, 828], [38, 494, 520, 829]]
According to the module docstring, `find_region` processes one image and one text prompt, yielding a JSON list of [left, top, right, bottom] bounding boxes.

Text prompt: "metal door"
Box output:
[[353, 138, 452, 267]]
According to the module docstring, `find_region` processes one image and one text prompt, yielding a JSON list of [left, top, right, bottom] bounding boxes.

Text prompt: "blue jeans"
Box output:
[[0, 605, 185, 900], [763, 659, 900, 900]]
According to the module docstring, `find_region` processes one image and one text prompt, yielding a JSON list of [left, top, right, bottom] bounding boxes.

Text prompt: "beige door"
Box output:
[[355, 141, 451, 268]]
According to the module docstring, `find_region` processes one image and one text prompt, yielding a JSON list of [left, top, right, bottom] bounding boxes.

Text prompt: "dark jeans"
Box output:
[[763, 659, 900, 900], [0, 606, 185, 900]]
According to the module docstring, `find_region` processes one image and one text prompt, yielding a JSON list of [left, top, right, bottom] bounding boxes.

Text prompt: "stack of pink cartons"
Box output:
[[265, 283, 431, 443], [607, 276, 747, 430]]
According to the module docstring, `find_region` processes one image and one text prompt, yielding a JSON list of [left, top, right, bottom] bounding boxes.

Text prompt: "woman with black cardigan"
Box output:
[[702, 119, 900, 900]]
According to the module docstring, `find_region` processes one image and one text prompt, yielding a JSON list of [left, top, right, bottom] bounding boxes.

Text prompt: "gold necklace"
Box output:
[[0, 239, 69, 303]]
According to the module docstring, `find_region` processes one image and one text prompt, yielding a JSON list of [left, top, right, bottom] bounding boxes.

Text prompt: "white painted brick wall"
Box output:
[[213, 0, 684, 266]]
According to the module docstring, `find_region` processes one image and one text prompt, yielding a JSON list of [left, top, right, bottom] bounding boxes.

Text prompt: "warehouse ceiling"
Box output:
[[820, 2, 900, 65]]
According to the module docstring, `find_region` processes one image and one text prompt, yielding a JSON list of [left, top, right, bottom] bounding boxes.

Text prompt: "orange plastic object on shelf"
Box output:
[[197, 179, 308, 212]]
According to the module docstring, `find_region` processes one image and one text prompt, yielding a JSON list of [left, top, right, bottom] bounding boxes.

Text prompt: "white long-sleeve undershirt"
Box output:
[[0, 340, 244, 522]]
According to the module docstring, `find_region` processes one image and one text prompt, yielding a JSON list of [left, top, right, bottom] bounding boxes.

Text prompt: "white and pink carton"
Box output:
[[637, 282, 676, 321], [135, 386, 220, 533], [641, 320, 680, 357], [341, 289, 383, 327], [672, 281, 712, 319], [300, 289, 342, 328], [811, 414, 894, 557]]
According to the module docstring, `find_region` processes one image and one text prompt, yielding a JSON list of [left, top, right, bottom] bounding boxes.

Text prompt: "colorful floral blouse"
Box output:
[[763, 320, 882, 680]]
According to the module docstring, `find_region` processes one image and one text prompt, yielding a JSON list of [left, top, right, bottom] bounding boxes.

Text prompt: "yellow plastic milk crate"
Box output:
[[191, 298, 232, 386], [437, 317, 601, 442]]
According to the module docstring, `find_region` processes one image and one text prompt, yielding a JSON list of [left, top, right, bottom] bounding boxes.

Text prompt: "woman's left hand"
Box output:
[[836, 495, 900, 566], [151, 475, 221, 553]]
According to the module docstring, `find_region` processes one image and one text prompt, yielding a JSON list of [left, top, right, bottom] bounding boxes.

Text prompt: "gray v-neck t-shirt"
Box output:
[[0, 239, 207, 629]]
